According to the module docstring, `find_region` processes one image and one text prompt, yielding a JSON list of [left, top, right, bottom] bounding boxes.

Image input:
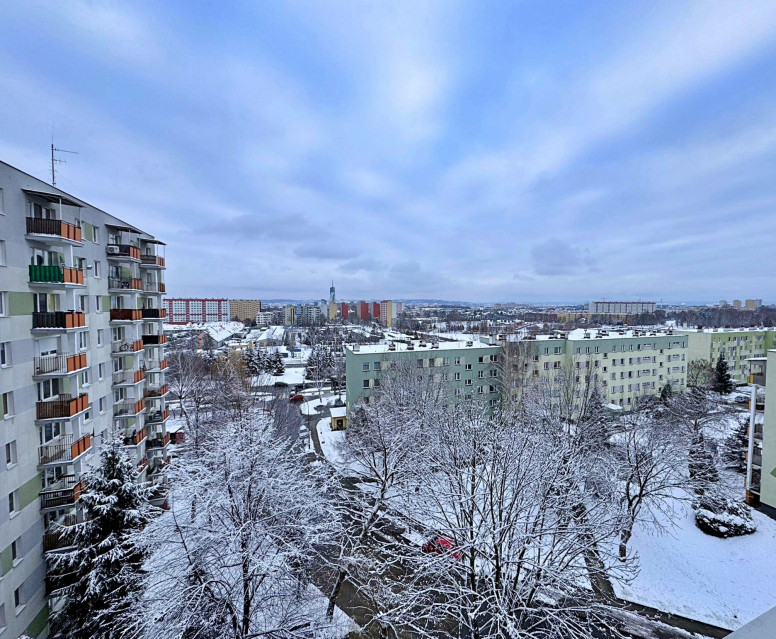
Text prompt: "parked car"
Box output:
[[734, 395, 749, 404], [421, 536, 461, 560], [289, 394, 305, 403]]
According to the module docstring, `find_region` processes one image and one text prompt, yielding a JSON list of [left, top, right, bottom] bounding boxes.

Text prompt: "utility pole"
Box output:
[[50, 143, 78, 186]]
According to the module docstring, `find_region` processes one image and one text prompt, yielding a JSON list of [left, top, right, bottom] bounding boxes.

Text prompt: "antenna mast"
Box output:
[[50, 143, 78, 186]]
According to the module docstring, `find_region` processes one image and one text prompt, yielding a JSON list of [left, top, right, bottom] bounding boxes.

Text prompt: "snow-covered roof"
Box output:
[[676, 327, 776, 334], [531, 328, 679, 341], [330, 407, 347, 418], [345, 340, 498, 355]]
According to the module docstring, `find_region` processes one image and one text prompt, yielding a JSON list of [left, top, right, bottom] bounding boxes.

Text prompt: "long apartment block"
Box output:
[[506, 328, 689, 409], [676, 327, 776, 384], [0, 160, 169, 638]]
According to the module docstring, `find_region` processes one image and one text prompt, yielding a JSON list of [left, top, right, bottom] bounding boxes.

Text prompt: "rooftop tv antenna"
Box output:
[[50, 143, 78, 186]]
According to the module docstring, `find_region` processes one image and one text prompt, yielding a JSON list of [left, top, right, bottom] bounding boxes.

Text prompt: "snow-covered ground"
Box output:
[[615, 498, 776, 630], [315, 418, 349, 468]]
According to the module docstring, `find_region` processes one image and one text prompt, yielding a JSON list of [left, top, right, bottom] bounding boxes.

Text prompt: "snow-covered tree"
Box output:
[[713, 354, 735, 394], [305, 345, 333, 382], [137, 411, 341, 639], [48, 440, 151, 639]]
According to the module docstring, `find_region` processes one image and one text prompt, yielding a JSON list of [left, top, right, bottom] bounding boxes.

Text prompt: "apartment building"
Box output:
[[345, 340, 501, 409], [745, 356, 775, 516], [255, 311, 275, 326], [677, 327, 776, 384], [507, 328, 688, 409], [229, 299, 261, 322], [0, 160, 170, 638], [588, 300, 656, 315], [165, 298, 229, 324]]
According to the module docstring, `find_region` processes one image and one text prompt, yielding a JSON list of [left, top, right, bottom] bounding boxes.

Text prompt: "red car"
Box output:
[[289, 394, 305, 403], [421, 536, 462, 560]]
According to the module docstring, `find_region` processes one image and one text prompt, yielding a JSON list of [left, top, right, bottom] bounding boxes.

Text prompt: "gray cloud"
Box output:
[[530, 239, 596, 277]]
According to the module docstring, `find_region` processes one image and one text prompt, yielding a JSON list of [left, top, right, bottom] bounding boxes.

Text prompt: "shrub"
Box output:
[[693, 491, 756, 538]]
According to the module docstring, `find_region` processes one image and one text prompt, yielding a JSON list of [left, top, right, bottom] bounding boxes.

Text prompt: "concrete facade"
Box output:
[[677, 328, 776, 384], [345, 340, 501, 409], [229, 299, 261, 322], [587, 300, 656, 315], [0, 160, 170, 638], [165, 298, 229, 324]]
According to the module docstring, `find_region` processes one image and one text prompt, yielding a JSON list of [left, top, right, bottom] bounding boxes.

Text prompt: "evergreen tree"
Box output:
[[722, 418, 749, 472], [713, 354, 734, 394], [49, 442, 151, 638], [271, 351, 285, 375], [243, 347, 260, 376], [660, 382, 673, 404]]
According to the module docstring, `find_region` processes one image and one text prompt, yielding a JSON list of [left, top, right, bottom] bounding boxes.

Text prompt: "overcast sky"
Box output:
[[2, 1, 776, 304]]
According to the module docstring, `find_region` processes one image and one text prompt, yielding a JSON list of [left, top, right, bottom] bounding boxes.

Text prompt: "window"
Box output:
[[0, 603, 6, 633], [454, 372, 461, 381], [477, 386, 484, 394], [454, 388, 462, 397], [95, 296, 102, 312], [373, 379, 380, 388], [78, 295, 88, 312], [5, 441, 16, 467], [42, 422, 62, 443], [417, 359, 424, 368], [554, 346, 562, 354], [78, 331, 89, 350], [8, 489, 18, 516], [478, 370, 484, 378], [0, 341, 9, 367], [94, 260, 101, 277], [11, 537, 21, 564], [37, 378, 60, 401], [93, 226, 100, 243], [80, 370, 90, 386], [99, 396, 107, 413], [2, 391, 13, 418], [455, 357, 462, 365], [465, 364, 472, 370], [97, 329, 104, 346], [362, 380, 370, 389], [0, 291, 7, 316], [442, 357, 450, 366], [490, 369, 498, 377], [374, 361, 381, 371], [99, 363, 106, 379], [0, 240, 5, 266], [13, 585, 24, 610], [0, 187, 4, 213], [428, 358, 435, 367], [465, 379, 473, 386]]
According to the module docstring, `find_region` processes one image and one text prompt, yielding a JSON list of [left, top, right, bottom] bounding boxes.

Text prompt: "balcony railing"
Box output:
[[147, 408, 170, 424], [114, 400, 145, 417], [123, 427, 147, 446], [29, 265, 85, 285], [26, 218, 82, 242], [108, 277, 142, 291], [33, 353, 87, 376], [144, 384, 170, 399], [36, 394, 89, 420], [39, 434, 92, 465], [110, 308, 142, 322], [140, 255, 165, 267], [147, 432, 171, 449], [144, 358, 169, 371], [112, 369, 146, 385], [141, 308, 168, 319], [111, 339, 144, 354], [40, 475, 84, 509], [42, 514, 78, 552], [142, 334, 168, 346], [142, 282, 166, 293], [32, 311, 86, 330], [107, 244, 141, 260]]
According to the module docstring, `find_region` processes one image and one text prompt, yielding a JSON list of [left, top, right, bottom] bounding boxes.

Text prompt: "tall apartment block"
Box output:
[[677, 327, 776, 384], [229, 299, 261, 322], [745, 355, 776, 516], [165, 298, 229, 324], [0, 160, 169, 638], [507, 328, 688, 409]]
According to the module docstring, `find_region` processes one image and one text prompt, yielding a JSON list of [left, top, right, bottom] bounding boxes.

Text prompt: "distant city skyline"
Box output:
[[2, 2, 776, 302]]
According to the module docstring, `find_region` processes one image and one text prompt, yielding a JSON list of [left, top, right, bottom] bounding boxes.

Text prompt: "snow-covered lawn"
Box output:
[[266, 367, 307, 386], [315, 418, 349, 468], [614, 499, 776, 630]]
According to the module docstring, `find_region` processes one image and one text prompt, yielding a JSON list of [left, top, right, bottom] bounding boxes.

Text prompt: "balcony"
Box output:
[[144, 359, 168, 371], [112, 369, 146, 386], [39, 434, 92, 465], [32, 311, 86, 330], [147, 408, 170, 424], [106, 244, 141, 261], [114, 399, 145, 418], [110, 308, 142, 322], [140, 255, 165, 268], [33, 353, 87, 377], [142, 282, 166, 294], [141, 308, 167, 320], [108, 277, 142, 292], [36, 394, 89, 420], [26, 217, 82, 244], [147, 432, 171, 449], [137, 458, 149, 474], [29, 265, 85, 287], [40, 475, 84, 510], [142, 334, 168, 346], [111, 339, 144, 355], [42, 514, 78, 552], [144, 384, 170, 399], [123, 427, 147, 446]]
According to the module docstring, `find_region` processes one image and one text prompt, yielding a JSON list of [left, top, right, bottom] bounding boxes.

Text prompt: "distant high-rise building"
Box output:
[[733, 300, 742, 310], [341, 302, 349, 320], [745, 299, 763, 311], [371, 302, 380, 319], [328, 301, 338, 320], [357, 301, 369, 320], [587, 301, 656, 315], [283, 305, 296, 325], [229, 299, 262, 322], [329, 280, 336, 304], [166, 298, 230, 324], [380, 300, 394, 326]]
